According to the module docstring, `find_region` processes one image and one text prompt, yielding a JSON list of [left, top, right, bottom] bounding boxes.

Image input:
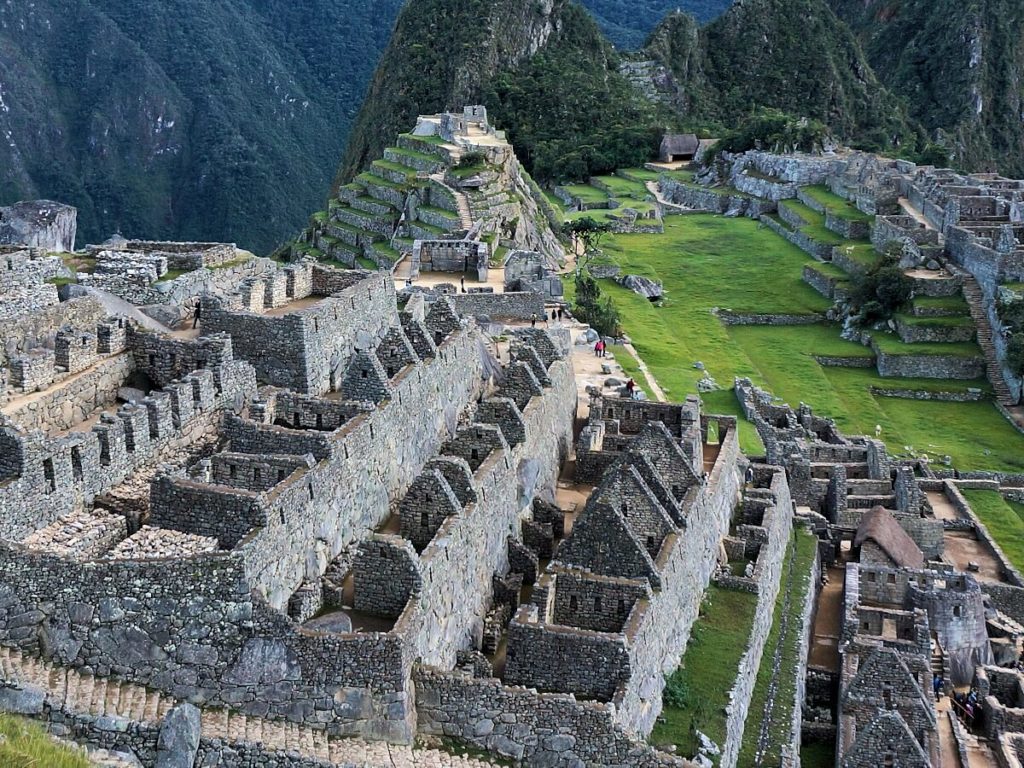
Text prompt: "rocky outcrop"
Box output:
[[0, 200, 77, 252]]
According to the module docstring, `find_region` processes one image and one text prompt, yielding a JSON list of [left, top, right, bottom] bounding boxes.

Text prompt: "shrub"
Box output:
[[849, 256, 912, 324], [1007, 333, 1024, 377], [574, 273, 622, 337]]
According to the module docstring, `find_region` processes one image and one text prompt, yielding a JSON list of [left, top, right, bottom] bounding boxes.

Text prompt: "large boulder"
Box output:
[[155, 703, 201, 768], [615, 273, 663, 300], [0, 200, 77, 252]]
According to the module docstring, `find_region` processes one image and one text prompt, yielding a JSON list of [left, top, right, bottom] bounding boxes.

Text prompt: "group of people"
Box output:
[[936, 674, 982, 729]]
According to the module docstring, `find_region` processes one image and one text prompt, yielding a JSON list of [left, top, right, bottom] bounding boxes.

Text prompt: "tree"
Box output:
[[573, 272, 621, 337], [566, 216, 612, 274], [1007, 333, 1024, 378], [849, 251, 913, 325]]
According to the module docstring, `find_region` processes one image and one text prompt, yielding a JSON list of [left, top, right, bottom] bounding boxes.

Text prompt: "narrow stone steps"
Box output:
[[0, 646, 500, 767], [960, 275, 1015, 405]]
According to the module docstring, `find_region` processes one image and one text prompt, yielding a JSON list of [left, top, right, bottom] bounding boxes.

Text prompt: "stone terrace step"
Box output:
[[811, 461, 871, 480], [961, 275, 1016, 405], [0, 647, 498, 767]]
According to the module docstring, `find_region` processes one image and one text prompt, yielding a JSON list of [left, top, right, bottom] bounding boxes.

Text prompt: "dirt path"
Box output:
[[809, 564, 845, 672], [927, 490, 1006, 583]]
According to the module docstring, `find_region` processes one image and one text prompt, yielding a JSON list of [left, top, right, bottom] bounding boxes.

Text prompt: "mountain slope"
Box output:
[[338, 0, 663, 187], [581, 0, 733, 49], [0, 0, 402, 252], [831, 0, 1024, 175]]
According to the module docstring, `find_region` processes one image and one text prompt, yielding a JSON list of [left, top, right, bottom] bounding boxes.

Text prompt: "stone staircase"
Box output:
[[961, 275, 1016, 406], [0, 646, 498, 767], [429, 173, 474, 230], [961, 728, 999, 767]]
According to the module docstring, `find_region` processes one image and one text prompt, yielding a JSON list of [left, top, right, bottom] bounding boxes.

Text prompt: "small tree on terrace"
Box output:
[[566, 216, 612, 275]]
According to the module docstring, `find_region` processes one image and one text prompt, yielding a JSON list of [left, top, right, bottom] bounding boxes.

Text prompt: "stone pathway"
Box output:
[[428, 174, 474, 230], [960, 273, 1017, 407], [644, 180, 689, 214], [0, 647, 499, 767]]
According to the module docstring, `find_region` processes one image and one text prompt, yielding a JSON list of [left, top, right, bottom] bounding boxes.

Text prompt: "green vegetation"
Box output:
[[800, 740, 836, 768], [739, 529, 818, 766], [610, 345, 655, 399], [800, 185, 873, 222], [582, 0, 731, 49], [0, 715, 90, 767], [777, 200, 848, 245], [45, 277, 78, 287], [651, 585, 758, 761], [418, 736, 516, 766], [913, 295, 970, 315], [562, 184, 612, 206], [961, 491, 1024, 573], [594, 214, 1024, 472], [0, 0, 407, 253]]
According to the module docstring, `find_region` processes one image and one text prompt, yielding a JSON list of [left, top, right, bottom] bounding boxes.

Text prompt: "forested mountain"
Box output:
[[831, 0, 1024, 176], [582, 0, 733, 49], [337, 0, 665, 188], [0, 0, 402, 252]]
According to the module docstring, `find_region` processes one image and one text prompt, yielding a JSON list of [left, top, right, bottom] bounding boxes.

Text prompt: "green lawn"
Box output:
[[833, 242, 882, 272], [0, 716, 90, 767], [593, 175, 649, 199], [777, 200, 848, 246], [913, 295, 970, 314], [738, 529, 818, 767], [869, 332, 981, 358], [561, 184, 609, 206], [800, 185, 873, 222], [961, 491, 1024, 573], [650, 585, 759, 763], [610, 345, 655, 400], [895, 313, 974, 329], [594, 213, 1024, 472]]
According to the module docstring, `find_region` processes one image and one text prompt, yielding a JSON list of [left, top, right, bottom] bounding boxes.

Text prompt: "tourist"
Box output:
[[933, 673, 942, 700], [192, 300, 202, 329], [626, 378, 636, 398], [744, 465, 755, 488], [460, 276, 465, 293], [551, 309, 557, 322], [530, 313, 537, 328], [965, 700, 975, 728], [557, 307, 564, 321]]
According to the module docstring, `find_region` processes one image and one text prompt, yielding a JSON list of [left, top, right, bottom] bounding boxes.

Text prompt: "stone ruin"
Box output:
[[0, 200, 78, 253]]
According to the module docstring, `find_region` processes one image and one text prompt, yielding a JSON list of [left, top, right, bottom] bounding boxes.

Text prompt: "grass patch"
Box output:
[[650, 586, 758, 762], [834, 242, 881, 272], [154, 268, 189, 283], [914, 295, 970, 314], [45, 276, 78, 286], [0, 715, 90, 767], [593, 175, 649, 199], [561, 184, 609, 206], [355, 256, 380, 271], [599, 213, 1024, 472], [800, 740, 836, 768], [417, 736, 515, 766], [962, 491, 1024, 573], [609, 345, 655, 400], [738, 529, 818, 766], [895, 313, 974, 329], [777, 200, 847, 246], [800, 185, 873, 222], [208, 255, 254, 271], [869, 332, 981, 358]]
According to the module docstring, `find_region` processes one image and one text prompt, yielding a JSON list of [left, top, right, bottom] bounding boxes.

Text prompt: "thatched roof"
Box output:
[[854, 506, 925, 569]]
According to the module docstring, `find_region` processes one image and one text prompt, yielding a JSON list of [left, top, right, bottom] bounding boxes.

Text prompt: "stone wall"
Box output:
[[203, 270, 396, 395], [451, 291, 546, 321], [660, 180, 773, 219], [718, 469, 795, 768], [761, 215, 834, 261], [2, 353, 134, 433], [871, 341, 985, 380], [414, 667, 688, 767]]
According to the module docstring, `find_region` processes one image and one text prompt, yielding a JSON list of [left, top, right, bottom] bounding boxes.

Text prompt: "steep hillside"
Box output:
[[338, 0, 663, 187], [0, 0, 402, 252], [831, 0, 1024, 175], [581, 0, 733, 49], [634, 0, 920, 150]]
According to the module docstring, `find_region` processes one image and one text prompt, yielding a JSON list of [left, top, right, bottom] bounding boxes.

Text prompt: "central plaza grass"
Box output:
[[960, 491, 1024, 573], [594, 214, 1024, 473], [649, 585, 758, 762]]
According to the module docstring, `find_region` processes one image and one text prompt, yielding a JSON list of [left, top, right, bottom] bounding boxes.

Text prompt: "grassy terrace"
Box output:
[[800, 185, 873, 222], [833, 242, 881, 271], [914, 295, 970, 314], [869, 332, 981, 358], [0, 715, 90, 767], [776, 200, 847, 245], [592, 174, 649, 199], [650, 585, 758, 763], [561, 184, 610, 206], [594, 213, 1024, 471], [895, 313, 975, 329], [738, 529, 818, 766], [961, 491, 1024, 573]]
